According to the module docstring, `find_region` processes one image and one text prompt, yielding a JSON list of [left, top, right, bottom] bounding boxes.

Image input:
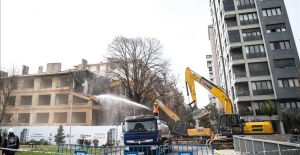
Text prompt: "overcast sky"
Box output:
[[1, 0, 299, 108]]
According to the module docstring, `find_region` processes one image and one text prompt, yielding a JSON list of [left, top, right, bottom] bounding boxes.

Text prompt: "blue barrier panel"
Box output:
[[57, 143, 213, 155], [178, 151, 193, 155], [124, 152, 139, 155], [74, 150, 87, 155]]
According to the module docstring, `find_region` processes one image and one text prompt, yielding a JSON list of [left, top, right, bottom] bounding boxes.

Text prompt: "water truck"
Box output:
[[122, 115, 171, 155]]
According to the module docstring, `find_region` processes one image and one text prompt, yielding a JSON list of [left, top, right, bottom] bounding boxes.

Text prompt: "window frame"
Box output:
[[262, 7, 282, 17], [278, 78, 300, 87], [270, 41, 291, 50]]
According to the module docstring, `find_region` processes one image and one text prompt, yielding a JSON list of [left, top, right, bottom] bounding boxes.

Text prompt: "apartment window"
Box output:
[[249, 62, 269, 76], [278, 78, 300, 87], [254, 101, 275, 110], [236, 0, 255, 10], [262, 7, 282, 17], [57, 76, 71, 88], [225, 17, 238, 27], [2, 114, 13, 123], [228, 30, 241, 43], [223, 0, 235, 11], [40, 77, 52, 89], [242, 28, 262, 41], [23, 78, 34, 89], [280, 101, 300, 109], [291, 102, 297, 108], [239, 12, 258, 25], [236, 0, 254, 5], [245, 44, 266, 58], [38, 95, 51, 105], [8, 96, 16, 106], [266, 23, 286, 33], [252, 81, 273, 95], [254, 101, 276, 115], [20, 96, 32, 106], [270, 41, 291, 50], [274, 58, 296, 68], [54, 112, 67, 123], [36, 113, 49, 123], [18, 113, 30, 124]]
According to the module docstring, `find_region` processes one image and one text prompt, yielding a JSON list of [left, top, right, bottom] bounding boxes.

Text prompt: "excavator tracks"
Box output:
[[171, 137, 208, 145], [206, 137, 234, 150]]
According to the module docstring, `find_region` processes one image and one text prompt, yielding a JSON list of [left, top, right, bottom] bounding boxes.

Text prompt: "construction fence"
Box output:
[[56, 144, 214, 155], [233, 134, 300, 155]]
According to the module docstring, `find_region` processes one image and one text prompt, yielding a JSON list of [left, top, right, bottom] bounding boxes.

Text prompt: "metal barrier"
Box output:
[[233, 135, 300, 155], [56, 144, 214, 155]]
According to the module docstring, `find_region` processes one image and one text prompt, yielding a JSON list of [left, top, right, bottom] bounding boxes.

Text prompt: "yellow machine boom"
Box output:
[[185, 67, 232, 113], [185, 67, 273, 136]]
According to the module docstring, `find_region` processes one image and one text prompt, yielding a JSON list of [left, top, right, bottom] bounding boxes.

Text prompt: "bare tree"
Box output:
[[0, 67, 19, 124], [106, 36, 171, 114]]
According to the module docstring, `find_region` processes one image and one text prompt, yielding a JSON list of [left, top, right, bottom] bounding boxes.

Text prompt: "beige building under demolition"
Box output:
[[0, 60, 128, 127]]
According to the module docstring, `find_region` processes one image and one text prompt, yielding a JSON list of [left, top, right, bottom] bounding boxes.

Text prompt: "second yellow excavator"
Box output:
[[184, 67, 273, 149], [154, 99, 212, 140]]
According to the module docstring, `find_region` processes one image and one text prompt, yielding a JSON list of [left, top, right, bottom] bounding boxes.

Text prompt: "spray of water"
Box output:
[[96, 94, 152, 111]]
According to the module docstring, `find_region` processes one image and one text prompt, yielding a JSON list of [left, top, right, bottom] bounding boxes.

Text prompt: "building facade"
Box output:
[[209, 0, 300, 133], [0, 62, 128, 128], [207, 25, 222, 110]]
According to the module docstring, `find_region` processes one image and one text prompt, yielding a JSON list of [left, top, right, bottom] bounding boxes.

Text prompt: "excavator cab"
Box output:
[[218, 114, 244, 137], [173, 120, 189, 137]]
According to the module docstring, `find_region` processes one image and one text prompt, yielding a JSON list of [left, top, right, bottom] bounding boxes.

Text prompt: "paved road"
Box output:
[[214, 149, 240, 155]]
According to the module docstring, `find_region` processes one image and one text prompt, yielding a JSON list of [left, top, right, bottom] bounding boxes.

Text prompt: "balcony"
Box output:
[[229, 37, 241, 43], [256, 109, 277, 115], [237, 3, 255, 10], [240, 19, 259, 25], [231, 54, 244, 60], [230, 47, 243, 60], [226, 21, 238, 27], [234, 71, 247, 78], [246, 52, 266, 59], [253, 89, 274, 95], [243, 35, 262, 42], [236, 89, 250, 96], [239, 109, 253, 116], [249, 70, 270, 76]]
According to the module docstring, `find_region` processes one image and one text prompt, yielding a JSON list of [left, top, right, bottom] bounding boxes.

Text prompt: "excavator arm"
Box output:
[[185, 67, 233, 114], [186, 67, 273, 140]]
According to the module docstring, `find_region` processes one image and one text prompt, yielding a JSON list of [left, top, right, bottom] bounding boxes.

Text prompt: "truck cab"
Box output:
[[122, 115, 170, 155]]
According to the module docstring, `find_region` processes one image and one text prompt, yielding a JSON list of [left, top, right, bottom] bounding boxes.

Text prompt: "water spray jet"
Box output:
[[96, 94, 152, 111]]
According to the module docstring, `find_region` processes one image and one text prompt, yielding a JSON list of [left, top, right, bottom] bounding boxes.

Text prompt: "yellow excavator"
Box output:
[[153, 99, 212, 140], [98, 81, 212, 142], [185, 67, 273, 149]]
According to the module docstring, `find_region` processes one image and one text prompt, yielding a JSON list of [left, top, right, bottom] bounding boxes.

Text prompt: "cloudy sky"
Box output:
[[1, 0, 299, 108]]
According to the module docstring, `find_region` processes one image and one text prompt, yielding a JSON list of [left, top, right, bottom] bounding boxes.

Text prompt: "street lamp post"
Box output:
[[115, 110, 118, 146], [68, 75, 74, 144]]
